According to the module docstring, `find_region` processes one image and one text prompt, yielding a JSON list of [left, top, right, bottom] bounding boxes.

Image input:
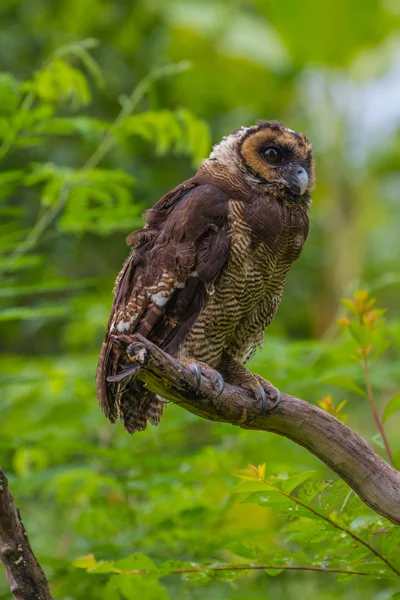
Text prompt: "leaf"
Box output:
[[73, 554, 98, 569], [104, 574, 169, 600], [382, 393, 400, 423], [114, 553, 157, 573], [121, 109, 211, 167], [298, 481, 330, 504], [371, 339, 394, 363], [240, 491, 293, 509], [321, 375, 366, 397], [234, 469, 260, 481], [230, 480, 269, 494], [393, 450, 400, 470], [0, 73, 20, 116], [89, 561, 116, 574], [265, 568, 284, 576], [281, 471, 315, 494], [348, 323, 371, 347], [156, 560, 194, 578], [340, 299, 357, 314]]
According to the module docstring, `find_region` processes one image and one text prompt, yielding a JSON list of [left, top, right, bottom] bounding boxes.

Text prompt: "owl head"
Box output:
[[206, 120, 314, 203]]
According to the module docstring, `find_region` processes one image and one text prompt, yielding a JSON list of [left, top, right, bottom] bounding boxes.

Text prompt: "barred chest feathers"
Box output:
[[181, 196, 309, 366]]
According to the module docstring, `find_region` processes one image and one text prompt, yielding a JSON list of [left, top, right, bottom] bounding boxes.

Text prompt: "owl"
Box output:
[[96, 120, 314, 433]]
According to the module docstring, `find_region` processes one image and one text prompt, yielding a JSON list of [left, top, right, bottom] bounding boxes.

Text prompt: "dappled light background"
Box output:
[[2, 1, 400, 598]]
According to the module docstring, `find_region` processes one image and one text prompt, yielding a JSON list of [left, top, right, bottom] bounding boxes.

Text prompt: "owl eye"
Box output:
[[261, 146, 282, 165]]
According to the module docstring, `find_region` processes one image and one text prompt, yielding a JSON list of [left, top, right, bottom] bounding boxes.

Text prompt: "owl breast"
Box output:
[[180, 198, 308, 367]]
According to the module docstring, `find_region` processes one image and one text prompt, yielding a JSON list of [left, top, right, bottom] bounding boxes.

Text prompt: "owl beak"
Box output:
[[292, 166, 309, 196]]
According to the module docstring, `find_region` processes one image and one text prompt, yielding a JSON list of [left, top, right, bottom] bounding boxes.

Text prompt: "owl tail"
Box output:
[[147, 398, 165, 426], [118, 379, 164, 433]]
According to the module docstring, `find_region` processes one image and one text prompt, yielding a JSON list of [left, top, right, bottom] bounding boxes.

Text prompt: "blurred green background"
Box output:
[[1, 0, 400, 598]]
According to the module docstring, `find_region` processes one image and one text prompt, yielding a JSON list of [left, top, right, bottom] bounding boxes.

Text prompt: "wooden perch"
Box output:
[[124, 334, 400, 525], [0, 468, 52, 600]]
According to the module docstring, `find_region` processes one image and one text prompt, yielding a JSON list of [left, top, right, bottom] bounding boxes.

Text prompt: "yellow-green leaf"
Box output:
[[281, 471, 315, 494], [321, 375, 365, 397], [382, 393, 400, 424], [230, 480, 269, 494], [73, 554, 98, 570]]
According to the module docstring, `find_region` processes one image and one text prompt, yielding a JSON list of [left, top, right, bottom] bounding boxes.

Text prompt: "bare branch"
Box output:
[[0, 468, 52, 600], [123, 334, 400, 525]]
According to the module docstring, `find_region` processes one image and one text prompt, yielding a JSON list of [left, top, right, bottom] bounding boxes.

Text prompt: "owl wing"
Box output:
[[96, 181, 231, 425]]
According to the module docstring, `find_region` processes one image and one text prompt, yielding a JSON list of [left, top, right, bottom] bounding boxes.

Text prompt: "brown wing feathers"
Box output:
[[96, 181, 230, 432]]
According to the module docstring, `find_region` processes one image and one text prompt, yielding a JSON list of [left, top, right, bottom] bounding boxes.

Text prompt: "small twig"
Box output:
[[117, 334, 400, 525], [120, 564, 371, 577], [362, 356, 393, 464], [0, 467, 53, 600]]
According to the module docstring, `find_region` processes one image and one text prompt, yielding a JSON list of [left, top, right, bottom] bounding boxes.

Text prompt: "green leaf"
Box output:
[[114, 553, 157, 572], [321, 375, 366, 397], [371, 339, 394, 363], [265, 568, 284, 576], [393, 450, 400, 470], [0, 73, 20, 116], [298, 480, 330, 504], [382, 393, 400, 423], [73, 554, 98, 569], [230, 480, 269, 494], [240, 491, 292, 509], [348, 323, 371, 347], [156, 560, 194, 578], [89, 561, 116, 574], [104, 575, 169, 600], [281, 471, 315, 494]]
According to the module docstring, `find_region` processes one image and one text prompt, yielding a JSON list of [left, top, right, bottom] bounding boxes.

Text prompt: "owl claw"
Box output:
[[188, 363, 202, 389], [187, 363, 225, 400], [254, 384, 281, 415]]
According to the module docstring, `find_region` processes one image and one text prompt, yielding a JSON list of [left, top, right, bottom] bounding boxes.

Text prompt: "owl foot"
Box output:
[[251, 376, 281, 415], [187, 362, 225, 400]]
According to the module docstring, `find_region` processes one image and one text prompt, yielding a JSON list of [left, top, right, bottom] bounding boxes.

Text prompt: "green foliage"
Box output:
[[2, 2, 400, 600]]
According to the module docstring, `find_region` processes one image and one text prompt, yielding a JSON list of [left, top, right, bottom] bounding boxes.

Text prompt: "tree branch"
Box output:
[[0, 468, 52, 600], [122, 334, 400, 525]]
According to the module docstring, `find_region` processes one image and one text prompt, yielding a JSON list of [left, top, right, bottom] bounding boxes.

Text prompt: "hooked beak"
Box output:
[[292, 166, 309, 196]]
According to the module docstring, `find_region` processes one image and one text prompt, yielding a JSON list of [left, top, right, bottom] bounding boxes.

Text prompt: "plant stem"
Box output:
[[362, 357, 393, 464], [263, 478, 400, 576], [120, 564, 370, 577], [0, 91, 36, 162]]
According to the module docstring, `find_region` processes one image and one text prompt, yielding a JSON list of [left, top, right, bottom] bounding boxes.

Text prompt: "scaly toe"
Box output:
[[201, 368, 225, 399], [254, 382, 282, 415], [187, 363, 225, 399]]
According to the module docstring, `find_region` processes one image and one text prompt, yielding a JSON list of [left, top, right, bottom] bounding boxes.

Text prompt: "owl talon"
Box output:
[[254, 383, 281, 415], [188, 363, 202, 391], [187, 363, 225, 399]]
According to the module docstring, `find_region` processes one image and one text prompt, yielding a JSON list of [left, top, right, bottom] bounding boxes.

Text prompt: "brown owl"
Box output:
[[96, 120, 314, 433]]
